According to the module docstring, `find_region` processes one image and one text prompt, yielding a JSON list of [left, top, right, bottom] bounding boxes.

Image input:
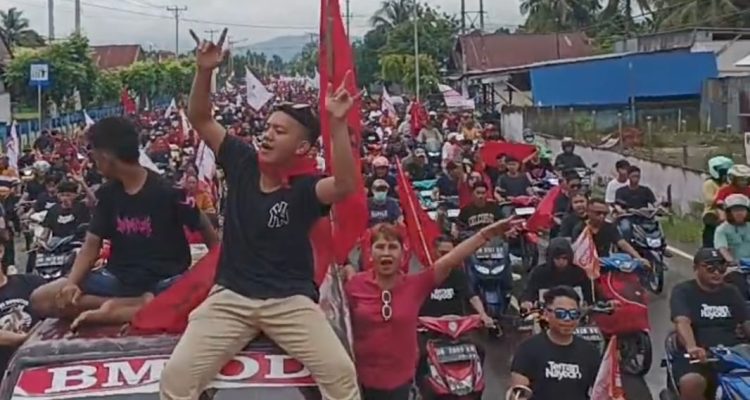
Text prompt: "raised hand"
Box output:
[[325, 70, 362, 120], [189, 28, 229, 71]]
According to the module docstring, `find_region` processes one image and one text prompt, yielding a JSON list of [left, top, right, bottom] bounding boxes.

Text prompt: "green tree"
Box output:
[[0, 7, 44, 48], [288, 42, 318, 77], [93, 71, 123, 105], [379, 5, 459, 68], [380, 53, 439, 93], [371, 0, 414, 28], [353, 26, 388, 87]]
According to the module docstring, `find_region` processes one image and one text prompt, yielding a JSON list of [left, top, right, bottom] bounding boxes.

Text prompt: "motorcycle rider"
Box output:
[[457, 181, 503, 233], [403, 148, 436, 181], [714, 194, 750, 298], [519, 238, 595, 311], [510, 285, 600, 400], [558, 193, 588, 239], [417, 117, 443, 154], [31, 175, 60, 213], [604, 159, 630, 206], [614, 165, 657, 239], [39, 180, 90, 241], [368, 179, 403, 227], [366, 156, 397, 198], [714, 164, 750, 207], [572, 198, 648, 264], [553, 137, 586, 171], [495, 155, 532, 200], [702, 156, 733, 247], [669, 248, 750, 400]]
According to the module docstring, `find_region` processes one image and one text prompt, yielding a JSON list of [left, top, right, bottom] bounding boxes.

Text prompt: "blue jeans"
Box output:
[[81, 268, 182, 298]]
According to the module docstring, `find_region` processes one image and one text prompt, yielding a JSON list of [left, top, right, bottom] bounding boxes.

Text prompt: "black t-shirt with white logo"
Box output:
[[42, 202, 90, 238], [670, 280, 748, 348], [511, 333, 599, 400], [458, 203, 503, 232], [420, 269, 473, 317], [217, 136, 329, 300], [88, 170, 200, 290], [33, 192, 57, 212], [0, 274, 46, 375]]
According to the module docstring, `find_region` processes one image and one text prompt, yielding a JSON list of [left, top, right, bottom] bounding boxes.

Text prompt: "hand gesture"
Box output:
[[189, 28, 229, 71], [482, 217, 520, 238], [68, 172, 84, 184], [325, 70, 362, 121]]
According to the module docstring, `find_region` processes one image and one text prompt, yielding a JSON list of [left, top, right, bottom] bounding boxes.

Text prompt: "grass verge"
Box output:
[[662, 214, 702, 249]]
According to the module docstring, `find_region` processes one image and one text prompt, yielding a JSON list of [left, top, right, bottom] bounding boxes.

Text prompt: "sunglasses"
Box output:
[[547, 307, 582, 321], [381, 290, 393, 321], [703, 262, 728, 274]]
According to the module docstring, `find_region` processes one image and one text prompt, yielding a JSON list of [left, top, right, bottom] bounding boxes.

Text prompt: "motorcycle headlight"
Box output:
[[474, 265, 490, 274], [490, 265, 505, 275]]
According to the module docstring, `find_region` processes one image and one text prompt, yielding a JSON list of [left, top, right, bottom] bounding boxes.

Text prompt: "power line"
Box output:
[[165, 5, 187, 55]]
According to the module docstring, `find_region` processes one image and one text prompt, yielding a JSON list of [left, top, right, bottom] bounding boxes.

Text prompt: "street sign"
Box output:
[[29, 63, 50, 87]]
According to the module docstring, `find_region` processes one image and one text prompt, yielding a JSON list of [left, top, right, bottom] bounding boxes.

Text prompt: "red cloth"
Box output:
[[526, 186, 562, 232], [409, 101, 428, 136], [395, 160, 439, 267], [714, 185, 750, 205], [345, 268, 436, 389], [317, 0, 368, 266], [131, 246, 221, 334], [458, 174, 493, 208], [121, 88, 136, 115], [479, 141, 537, 167]]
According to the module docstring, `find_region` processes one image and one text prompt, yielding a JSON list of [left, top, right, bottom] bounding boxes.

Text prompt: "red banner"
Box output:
[[395, 160, 439, 267], [14, 352, 314, 399], [479, 141, 537, 167]]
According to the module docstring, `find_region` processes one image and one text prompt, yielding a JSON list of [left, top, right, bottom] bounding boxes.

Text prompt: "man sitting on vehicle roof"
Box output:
[[29, 117, 219, 329]]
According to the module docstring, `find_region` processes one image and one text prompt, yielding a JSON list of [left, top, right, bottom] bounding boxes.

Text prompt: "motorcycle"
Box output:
[[414, 179, 439, 212], [465, 237, 512, 337], [28, 224, 87, 281], [416, 314, 485, 399], [574, 163, 598, 194], [660, 332, 750, 399], [499, 196, 540, 273], [617, 207, 669, 294], [594, 254, 653, 375], [26, 211, 48, 249]]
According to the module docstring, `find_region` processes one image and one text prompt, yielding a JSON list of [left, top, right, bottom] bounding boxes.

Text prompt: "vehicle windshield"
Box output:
[[43, 388, 320, 400]]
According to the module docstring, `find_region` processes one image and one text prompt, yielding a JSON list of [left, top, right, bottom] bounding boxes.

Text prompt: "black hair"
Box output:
[[44, 175, 60, 186], [615, 159, 630, 170], [87, 117, 140, 163], [275, 104, 321, 144], [589, 197, 607, 207], [562, 169, 580, 182], [627, 165, 641, 175], [543, 285, 581, 305], [57, 180, 78, 194], [434, 235, 455, 246], [505, 155, 519, 163]]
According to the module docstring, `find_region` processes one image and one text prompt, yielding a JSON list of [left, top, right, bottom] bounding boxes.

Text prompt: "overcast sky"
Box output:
[[6, 0, 523, 52]]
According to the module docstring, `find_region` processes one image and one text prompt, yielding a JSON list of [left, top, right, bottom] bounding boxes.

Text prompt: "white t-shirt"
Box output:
[[605, 178, 628, 204]]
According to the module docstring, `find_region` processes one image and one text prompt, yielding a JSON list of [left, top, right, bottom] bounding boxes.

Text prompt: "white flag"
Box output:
[[245, 68, 274, 111], [381, 86, 397, 116], [139, 149, 162, 174], [236, 93, 243, 108], [73, 88, 82, 111], [195, 140, 216, 183], [179, 109, 191, 140], [164, 98, 177, 119], [6, 121, 19, 170], [83, 110, 95, 127]]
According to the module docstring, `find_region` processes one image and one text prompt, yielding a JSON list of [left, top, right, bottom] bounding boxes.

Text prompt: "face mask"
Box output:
[[373, 191, 387, 202]]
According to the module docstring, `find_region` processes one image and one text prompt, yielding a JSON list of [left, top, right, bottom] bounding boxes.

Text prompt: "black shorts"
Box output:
[[670, 354, 718, 398]]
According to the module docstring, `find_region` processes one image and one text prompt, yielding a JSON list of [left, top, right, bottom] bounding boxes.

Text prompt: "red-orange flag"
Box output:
[[314, 0, 368, 271], [479, 141, 537, 167], [525, 185, 561, 232], [395, 160, 440, 267]]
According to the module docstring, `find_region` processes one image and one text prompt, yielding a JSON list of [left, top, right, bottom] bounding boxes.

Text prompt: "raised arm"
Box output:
[[188, 29, 229, 154]]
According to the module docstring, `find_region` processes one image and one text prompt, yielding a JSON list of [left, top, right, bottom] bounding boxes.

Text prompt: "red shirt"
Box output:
[[345, 269, 436, 389], [714, 185, 750, 205]]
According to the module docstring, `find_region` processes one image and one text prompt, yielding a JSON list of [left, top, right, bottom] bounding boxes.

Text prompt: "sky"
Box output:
[[5, 0, 524, 52]]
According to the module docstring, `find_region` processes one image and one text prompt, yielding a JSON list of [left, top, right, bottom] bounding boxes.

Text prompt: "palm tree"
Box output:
[[653, 0, 738, 28], [0, 7, 44, 48], [519, 0, 599, 32], [371, 0, 414, 28]]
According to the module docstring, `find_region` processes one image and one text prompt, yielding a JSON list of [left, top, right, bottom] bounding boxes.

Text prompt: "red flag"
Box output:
[[131, 246, 221, 334], [409, 101, 428, 136], [395, 160, 440, 266], [525, 186, 561, 232], [316, 0, 368, 268], [591, 336, 625, 400], [479, 141, 537, 167], [121, 88, 136, 115]]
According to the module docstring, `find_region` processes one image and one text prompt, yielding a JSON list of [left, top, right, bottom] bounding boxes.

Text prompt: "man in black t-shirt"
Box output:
[[30, 117, 219, 329], [31, 176, 60, 213], [510, 285, 600, 400], [550, 170, 582, 237], [669, 248, 750, 400], [457, 182, 503, 233], [495, 156, 531, 199], [160, 30, 359, 400], [571, 198, 646, 264], [40, 181, 90, 239], [615, 165, 657, 239]]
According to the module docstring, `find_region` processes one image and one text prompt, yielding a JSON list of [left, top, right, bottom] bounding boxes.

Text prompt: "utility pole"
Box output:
[[461, 0, 486, 33], [47, 0, 55, 41], [74, 0, 80, 35], [166, 6, 187, 55], [479, 0, 484, 31], [204, 29, 219, 42], [413, 0, 420, 102], [345, 0, 351, 37], [460, 0, 466, 34]]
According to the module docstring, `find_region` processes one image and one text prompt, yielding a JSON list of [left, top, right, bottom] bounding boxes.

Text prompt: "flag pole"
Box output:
[[397, 160, 434, 266], [413, 0, 420, 102]]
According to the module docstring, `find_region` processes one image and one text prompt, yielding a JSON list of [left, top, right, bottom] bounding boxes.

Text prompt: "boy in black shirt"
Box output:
[[40, 181, 90, 240], [457, 182, 503, 233], [30, 117, 219, 328], [160, 30, 360, 400], [495, 155, 531, 199], [510, 285, 600, 400], [669, 248, 750, 400]]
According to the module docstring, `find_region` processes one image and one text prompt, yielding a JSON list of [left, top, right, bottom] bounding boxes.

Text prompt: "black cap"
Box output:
[[693, 248, 725, 265]]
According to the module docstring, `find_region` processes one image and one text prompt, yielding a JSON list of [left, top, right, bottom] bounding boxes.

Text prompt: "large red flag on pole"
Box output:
[[395, 160, 440, 267], [313, 0, 368, 273]]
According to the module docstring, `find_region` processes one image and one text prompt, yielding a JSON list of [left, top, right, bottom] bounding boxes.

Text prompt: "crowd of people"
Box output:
[[0, 29, 747, 400]]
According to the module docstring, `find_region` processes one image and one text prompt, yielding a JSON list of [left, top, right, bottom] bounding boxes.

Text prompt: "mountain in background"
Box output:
[[235, 34, 315, 61]]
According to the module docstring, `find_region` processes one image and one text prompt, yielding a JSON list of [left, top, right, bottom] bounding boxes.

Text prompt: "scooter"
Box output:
[[659, 332, 750, 399], [417, 314, 484, 399], [28, 224, 87, 281], [499, 196, 540, 273], [618, 207, 669, 294], [465, 237, 512, 337], [574, 163, 598, 194]]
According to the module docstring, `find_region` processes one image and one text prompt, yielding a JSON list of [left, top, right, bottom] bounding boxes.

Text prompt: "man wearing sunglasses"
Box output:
[[510, 285, 600, 400], [572, 198, 647, 264], [670, 248, 750, 400]]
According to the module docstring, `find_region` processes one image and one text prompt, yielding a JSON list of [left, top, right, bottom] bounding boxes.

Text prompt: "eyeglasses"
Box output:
[[547, 307, 582, 321], [703, 263, 728, 274], [381, 290, 392, 321]]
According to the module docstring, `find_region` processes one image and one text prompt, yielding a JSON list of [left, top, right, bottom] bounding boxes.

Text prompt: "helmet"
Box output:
[[372, 156, 390, 168], [33, 160, 50, 175], [539, 146, 554, 160], [562, 137, 574, 144], [523, 128, 535, 143], [708, 156, 734, 180], [725, 193, 750, 210], [727, 164, 750, 180]]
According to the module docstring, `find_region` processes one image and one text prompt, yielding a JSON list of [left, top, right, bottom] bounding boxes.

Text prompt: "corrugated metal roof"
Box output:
[[457, 32, 593, 74], [692, 41, 750, 76], [529, 50, 719, 107], [91, 44, 143, 70]]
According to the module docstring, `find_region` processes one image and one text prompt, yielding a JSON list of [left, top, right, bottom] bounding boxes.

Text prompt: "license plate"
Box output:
[[434, 343, 478, 363], [574, 326, 603, 342], [476, 247, 503, 259], [36, 255, 66, 267], [515, 207, 535, 216]]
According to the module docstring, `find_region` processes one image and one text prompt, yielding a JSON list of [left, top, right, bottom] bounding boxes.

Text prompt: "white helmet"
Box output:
[[728, 164, 750, 180], [33, 160, 50, 174], [725, 193, 750, 210]]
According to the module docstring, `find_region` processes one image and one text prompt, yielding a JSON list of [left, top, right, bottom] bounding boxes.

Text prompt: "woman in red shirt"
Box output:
[[345, 219, 515, 399]]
